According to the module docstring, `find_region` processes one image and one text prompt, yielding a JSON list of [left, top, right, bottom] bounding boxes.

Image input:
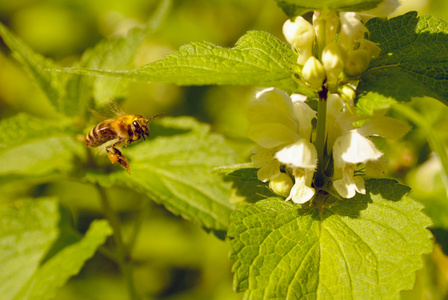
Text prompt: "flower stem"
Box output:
[[95, 183, 140, 300], [314, 88, 328, 188], [393, 103, 448, 196]]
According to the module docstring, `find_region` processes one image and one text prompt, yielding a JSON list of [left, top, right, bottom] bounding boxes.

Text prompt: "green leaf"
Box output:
[[70, 0, 172, 109], [85, 117, 238, 234], [357, 12, 448, 115], [0, 0, 171, 116], [216, 164, 277, 204], [0, 23, 68, 115], [60, 31, 315, 97], [275, 0, 383, 18], [14, 220, 112, 300], [0, 114, 85, 183], [229, 179, 433, 299], [0, 198, 59, 300]]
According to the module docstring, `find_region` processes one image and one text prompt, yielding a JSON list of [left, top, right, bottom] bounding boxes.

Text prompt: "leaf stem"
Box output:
[[393, 103, 448, 196], [127, 200, 148, 253], [95, 183, 140, 300]]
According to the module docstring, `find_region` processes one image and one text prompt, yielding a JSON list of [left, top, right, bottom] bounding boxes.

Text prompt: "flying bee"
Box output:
[[85, 113, 165, 174]]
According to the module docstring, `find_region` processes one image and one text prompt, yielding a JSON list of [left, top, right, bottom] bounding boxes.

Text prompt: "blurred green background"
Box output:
[[2, 0, 448, 299]]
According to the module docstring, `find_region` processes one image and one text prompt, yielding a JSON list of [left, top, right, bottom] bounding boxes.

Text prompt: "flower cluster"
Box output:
[[247, 1, 409, 204]]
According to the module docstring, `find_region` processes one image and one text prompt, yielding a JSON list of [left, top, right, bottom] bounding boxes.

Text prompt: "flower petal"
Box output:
[[255, 87, 294, 117], [248, 123, 300, 148], [334, 130, 383, 165], [357, 116, 411, 139], [275, 138, 318, 169], [292, 99, 316, 140], [333, 164, 366, 198], [257, 162, 281, 182], [286, 169, 316, 203]]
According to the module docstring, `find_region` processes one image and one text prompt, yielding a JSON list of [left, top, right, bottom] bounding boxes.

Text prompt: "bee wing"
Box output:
[[103, 100, 126, 118], [88, 98, 126, 122]]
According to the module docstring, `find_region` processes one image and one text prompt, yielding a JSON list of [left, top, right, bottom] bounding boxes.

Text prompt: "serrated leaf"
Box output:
[[275, 0, 383, 18], [60, 31, 315, 97], [14, 220, 112, 300], [357, 12, 448, 115], [0, 114, 85, 183], [0, 0, 170, 116], [0, 198, 59, 300], [84, 117, 238, 234], [71, 0, 171, 108], [229, 179, 433, 299]]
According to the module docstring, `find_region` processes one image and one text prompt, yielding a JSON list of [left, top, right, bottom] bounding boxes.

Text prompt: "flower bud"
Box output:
[[339, 12, 368, 50], [340, 84, 356, 103], [359, 39, 382, 59], [302, 56, 326, 89], [322, 42, 346, 90], [326, 11, 340, 44], [344, 49, 371, 76], [283, 17, 315, 64], [269, 173, 294, 197]]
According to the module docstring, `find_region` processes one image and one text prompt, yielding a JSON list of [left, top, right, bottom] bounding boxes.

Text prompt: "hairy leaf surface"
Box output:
[[229, 179, 433, 299], [357, 12, 448, 115]]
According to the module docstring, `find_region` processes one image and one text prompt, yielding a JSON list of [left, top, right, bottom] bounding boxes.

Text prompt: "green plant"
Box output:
[[1, 0, 448, 299]]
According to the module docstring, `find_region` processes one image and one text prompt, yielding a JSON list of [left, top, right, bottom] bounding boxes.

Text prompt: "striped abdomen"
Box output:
[[85, 120, 118, 147]]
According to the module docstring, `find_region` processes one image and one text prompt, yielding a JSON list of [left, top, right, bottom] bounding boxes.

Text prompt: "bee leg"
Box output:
[[106, 146, 131, 175]]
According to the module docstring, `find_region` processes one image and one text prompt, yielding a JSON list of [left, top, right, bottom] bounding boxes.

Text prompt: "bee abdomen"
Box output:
[[85, 121, 116, 147]]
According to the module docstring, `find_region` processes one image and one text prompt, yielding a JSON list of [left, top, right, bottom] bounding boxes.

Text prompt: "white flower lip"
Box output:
[[274, 138, 318, 169], [333, 164, 366, 199]]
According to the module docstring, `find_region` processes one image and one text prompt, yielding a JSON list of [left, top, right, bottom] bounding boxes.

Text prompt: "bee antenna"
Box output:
[[146, 112, 165, 124]]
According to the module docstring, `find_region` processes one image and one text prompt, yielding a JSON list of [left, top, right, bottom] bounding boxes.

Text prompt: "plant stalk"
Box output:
[[314, 88, 328, 188], [96, 184, 140, 300]]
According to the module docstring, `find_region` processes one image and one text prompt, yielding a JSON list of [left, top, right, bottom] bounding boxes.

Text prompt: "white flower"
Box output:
[[334, 130, 383, 165], [275, 139, 318, 203], [269, 173, 294, 197], [356, 115, 411, 139], [332, 130, 383, 198], [345, 49, 371, 76], [286, 168, 316, 203], [251, 146, 282, 182], [275, 138, 317, 169], [246, 88, 318, 202], [333, 164, 366, 198], [339, 12, 368, 51], [291, 93, 316, 140], [283, 17, 315, 64], [302, 56, 326, 89], [359, 39, 382, 59], [313, 9, 340, 45], [247, 88, 299, 148], [246, 88, 315, 180], [322, 42, 346, 91]]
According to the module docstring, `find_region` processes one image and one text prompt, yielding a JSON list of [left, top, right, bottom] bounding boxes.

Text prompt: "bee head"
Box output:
[[132, 113, 165, 140]]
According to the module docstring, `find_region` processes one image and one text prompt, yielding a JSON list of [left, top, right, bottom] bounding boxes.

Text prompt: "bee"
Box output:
[[85, 113, 165, 174]]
